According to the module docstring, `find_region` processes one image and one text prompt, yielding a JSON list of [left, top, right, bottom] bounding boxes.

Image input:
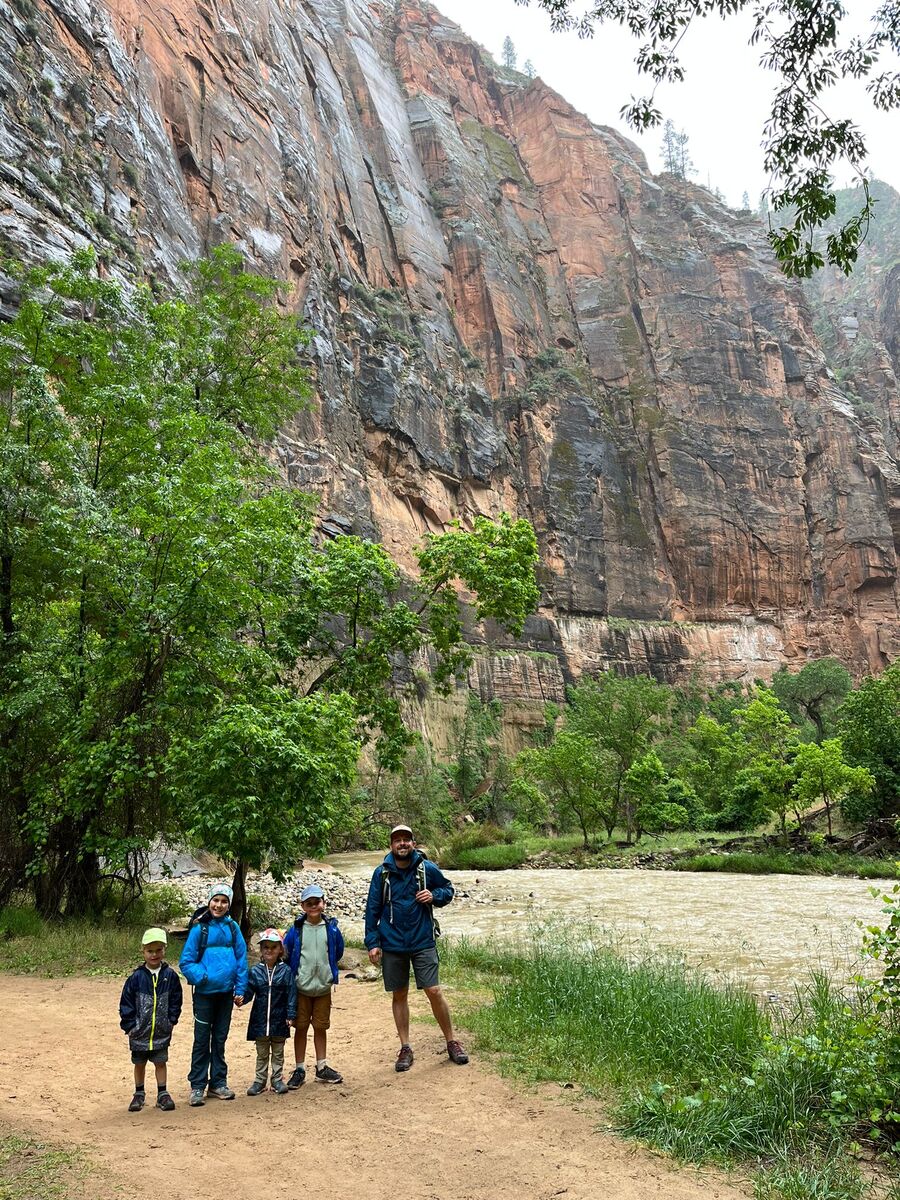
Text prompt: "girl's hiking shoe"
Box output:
[[246, 1081, 265, 1096], [271, 1079, 290, 1094], [447, 1040, 469, 1065], [189, 1089, 205, 1107], [315, 1065, 343, 1084], [395, 1044, 414, 1072], [287, 1066, 306, 1089], [156, 1092, 176, 1111], [127, 1092, 145, 1112], [207, 1084, 235, 1100]]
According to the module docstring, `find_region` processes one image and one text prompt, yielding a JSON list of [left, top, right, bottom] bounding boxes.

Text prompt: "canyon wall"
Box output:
[[2, 0, 899, 703]]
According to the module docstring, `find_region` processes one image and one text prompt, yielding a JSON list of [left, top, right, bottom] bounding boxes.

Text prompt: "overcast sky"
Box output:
[[435, 0, 900, 211]]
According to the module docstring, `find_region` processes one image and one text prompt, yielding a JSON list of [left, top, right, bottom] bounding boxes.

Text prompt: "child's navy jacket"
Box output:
[[119, 962, 183, 1053], [244, 960, 297, 1040]]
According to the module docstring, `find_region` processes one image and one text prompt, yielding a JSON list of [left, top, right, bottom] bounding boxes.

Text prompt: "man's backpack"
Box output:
[[188, 904, 237, 960], [380, 860, 441, 938]]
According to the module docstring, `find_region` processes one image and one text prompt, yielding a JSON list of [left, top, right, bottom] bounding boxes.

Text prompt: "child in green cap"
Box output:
[[119, 927, 183, 1112]]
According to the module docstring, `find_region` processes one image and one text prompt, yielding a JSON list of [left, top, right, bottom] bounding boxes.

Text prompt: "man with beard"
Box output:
[[364, 824, 469, 1071]]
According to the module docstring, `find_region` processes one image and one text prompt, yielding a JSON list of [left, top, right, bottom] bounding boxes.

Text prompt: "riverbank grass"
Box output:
[[672, 851, 899, 880], [440, 930, 898, 1200]]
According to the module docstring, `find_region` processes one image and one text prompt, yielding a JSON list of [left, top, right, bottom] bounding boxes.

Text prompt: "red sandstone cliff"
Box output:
[[1, 0, 898, 689]]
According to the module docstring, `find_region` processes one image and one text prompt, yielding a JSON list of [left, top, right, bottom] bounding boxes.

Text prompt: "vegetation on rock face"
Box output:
[[0, 247, 540, 924]]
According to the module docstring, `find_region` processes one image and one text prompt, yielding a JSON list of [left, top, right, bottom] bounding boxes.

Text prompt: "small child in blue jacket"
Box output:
[[236, 929, 297, 1095], [119, 927, 183, 1112]]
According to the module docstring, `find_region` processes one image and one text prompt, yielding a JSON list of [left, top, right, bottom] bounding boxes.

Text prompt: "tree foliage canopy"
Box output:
[[0, 247, 540, 918], [514, 0, 900, 276]]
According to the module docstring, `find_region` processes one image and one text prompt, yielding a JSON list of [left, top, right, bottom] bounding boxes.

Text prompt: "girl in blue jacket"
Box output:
[[179, 883, 248, 1107]]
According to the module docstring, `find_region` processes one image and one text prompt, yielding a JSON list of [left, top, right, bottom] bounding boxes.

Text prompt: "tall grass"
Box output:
[[448, 927, 767, 1090], [441, 930, 897, 1199]]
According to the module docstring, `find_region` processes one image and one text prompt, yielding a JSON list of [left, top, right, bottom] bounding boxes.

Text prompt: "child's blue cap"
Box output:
[[300, 884, 325, 902], [208, 883, 233, 904]]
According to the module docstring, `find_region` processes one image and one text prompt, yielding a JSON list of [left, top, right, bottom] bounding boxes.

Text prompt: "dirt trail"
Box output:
[[0, 975, 745, 1200]]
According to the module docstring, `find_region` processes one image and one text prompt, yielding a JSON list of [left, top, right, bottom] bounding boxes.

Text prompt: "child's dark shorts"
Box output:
[[295, 991, 332, 1031], [131, 1046, 168, 1065], [381, 947, 439, 992]]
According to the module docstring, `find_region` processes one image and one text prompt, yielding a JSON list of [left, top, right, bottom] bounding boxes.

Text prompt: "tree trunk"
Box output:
[[230, 858, 251, 940]]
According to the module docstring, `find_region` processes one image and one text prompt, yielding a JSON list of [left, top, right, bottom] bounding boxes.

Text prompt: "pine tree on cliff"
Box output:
[[660, 120, 693, 180], [513, 0, 900, 276], [502, 36, 517, 70], [523, 59, 536, 78]]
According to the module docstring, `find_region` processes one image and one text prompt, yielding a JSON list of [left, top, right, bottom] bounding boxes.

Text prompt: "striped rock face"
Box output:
[[2, 0, 898, 689]]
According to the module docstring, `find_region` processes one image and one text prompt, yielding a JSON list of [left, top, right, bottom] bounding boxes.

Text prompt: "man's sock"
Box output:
[[316, 1059, 327, 1070]]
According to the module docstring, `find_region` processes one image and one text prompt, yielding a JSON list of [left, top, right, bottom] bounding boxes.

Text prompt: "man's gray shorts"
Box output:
[[381, 947, 440, 992]]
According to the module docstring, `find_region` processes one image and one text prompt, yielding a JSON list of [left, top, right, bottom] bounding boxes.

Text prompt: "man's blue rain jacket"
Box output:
[[364, 850, 453, 954]]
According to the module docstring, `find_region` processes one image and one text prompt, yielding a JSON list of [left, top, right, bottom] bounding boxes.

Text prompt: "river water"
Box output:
[[325, 852, 893, 995]]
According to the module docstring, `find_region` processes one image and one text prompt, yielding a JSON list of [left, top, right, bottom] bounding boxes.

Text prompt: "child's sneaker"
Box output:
[[246, 1081, 265, 1096], [189, 1089, 206, 1107], [287, 1065, 306, 1089], [207, 1084, 235, 1100], [315, 1064, 343, 1084], [271, 1079, 289, 1094], [127, 1092, 145, 1112], [156, 1092, 175, 1111]]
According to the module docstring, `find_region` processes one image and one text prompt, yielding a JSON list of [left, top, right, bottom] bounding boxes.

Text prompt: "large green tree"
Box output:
[[838, 662, 900, 825], [514, 0, 900, 276], [0, 248, 541, 920], [771, 658, 851, 742], [516, 730, 619, 846], [567, 672, 672, 843]]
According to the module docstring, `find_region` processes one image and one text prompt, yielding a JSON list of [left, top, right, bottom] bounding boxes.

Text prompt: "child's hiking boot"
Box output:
[[315, 1064, 343, 1084], [271, 1079, 289, 1094], [207, 1084, 235, 1100], [287, 1065, 306, 1089], [246, 1081, 265, 1096], [189, 1089, 205, 1107], [395, 1044, 414, 1072], [447, 1040, 469, 1065], [127, 1091, 145, 1112], [156, 1092, 175, 1111]]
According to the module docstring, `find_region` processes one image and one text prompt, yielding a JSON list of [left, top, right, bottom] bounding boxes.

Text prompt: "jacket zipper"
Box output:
[[149, 971, 158, 1050], [266, 964, 274, 1036]]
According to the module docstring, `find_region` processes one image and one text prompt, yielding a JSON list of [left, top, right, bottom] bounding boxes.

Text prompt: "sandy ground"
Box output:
[[0, 974, 747, 1200]]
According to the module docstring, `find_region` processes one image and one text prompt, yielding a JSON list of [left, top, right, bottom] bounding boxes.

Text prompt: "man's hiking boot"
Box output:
[[395, 1044, 414, 1072], [156, 1092, 175, 1111], [447, 1040, 469, 1065], [315, 1064, 343, 1084], [271, 1079, 290, 1094], [287, 1065, 306, 1089], [189, 1089, 206, 1107], [246, 1081, 265, 1096], [127, 1092, 144, 1112], [207, 1084, 235, 1100]]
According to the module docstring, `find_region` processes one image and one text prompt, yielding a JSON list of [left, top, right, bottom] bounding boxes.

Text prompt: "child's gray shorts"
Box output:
[[131, 1046, 168, 1065], [381, 947, 439, 992]]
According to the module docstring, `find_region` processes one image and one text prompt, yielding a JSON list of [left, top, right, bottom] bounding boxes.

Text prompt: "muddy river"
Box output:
[[326, 852, 893, 994]]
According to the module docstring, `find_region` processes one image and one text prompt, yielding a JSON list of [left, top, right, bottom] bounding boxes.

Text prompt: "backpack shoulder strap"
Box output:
[[197, 921, 209, 960]]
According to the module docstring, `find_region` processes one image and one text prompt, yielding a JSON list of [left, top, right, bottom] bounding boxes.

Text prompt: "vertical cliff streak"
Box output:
[[0, 0, 898, 692]]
